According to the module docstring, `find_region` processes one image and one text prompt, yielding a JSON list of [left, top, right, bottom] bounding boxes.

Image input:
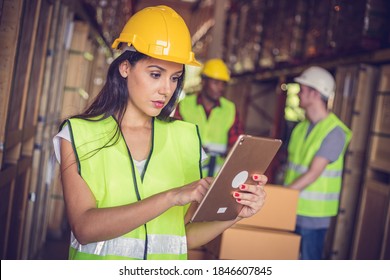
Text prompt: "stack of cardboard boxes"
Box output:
[[202, 184, 301, 260]]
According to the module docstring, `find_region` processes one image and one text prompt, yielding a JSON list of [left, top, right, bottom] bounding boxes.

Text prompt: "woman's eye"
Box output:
[[150, 72, 161, 79], [171, 76, 181, 82]]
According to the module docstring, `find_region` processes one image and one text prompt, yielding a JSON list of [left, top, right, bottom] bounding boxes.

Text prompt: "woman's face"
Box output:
[[121, 57, 183, 117]]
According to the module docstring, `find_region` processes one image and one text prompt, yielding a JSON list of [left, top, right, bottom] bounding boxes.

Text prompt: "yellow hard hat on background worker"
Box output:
[[111, 5, 201, 67], [201, 58, 231, 82]]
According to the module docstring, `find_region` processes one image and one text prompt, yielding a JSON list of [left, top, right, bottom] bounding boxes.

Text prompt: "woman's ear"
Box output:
[[119, 61, 130, 78]]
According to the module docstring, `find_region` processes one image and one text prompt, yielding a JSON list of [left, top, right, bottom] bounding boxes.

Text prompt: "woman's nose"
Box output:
[[158, 79, 171, 95]]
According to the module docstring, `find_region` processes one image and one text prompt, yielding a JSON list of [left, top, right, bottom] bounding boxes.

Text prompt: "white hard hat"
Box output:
[[294, 66, 335, 99]]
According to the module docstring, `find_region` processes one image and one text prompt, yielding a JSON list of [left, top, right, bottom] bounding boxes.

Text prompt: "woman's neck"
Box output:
[[120, 108, 153, 129]]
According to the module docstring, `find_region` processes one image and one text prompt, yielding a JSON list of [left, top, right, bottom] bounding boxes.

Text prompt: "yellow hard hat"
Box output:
[[201, 58, 230, 82], [112, 5, 201, 67]]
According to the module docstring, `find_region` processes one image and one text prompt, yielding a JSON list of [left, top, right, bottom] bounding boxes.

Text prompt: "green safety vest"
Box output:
[[64, 116, 202, 260], [179, 94, 235, 177], [284, 113, 352, 217]]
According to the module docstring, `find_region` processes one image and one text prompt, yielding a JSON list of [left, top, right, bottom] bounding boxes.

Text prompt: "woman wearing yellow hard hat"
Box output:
[[53, 5, 267, 260]]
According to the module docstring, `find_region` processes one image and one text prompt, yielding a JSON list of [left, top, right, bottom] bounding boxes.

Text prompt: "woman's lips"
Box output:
[[152, 100, 165, 109]]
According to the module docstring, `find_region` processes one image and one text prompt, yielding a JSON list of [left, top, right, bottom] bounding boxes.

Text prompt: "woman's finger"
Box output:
[[252, 174, 268, 186]]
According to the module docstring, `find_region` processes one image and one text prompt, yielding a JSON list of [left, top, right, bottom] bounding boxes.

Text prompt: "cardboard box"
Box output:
[[219, 226, 301, 260], [237, 184, 299, 231]]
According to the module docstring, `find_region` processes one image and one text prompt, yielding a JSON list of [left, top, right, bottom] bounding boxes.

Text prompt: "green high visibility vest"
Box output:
[[64, 116, 202, 260], [284, 113, 352, 217], [179, 94, 235, 177]]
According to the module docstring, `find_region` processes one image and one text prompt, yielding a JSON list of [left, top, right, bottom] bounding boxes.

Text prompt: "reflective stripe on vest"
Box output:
[[70, 233, 187, 259], [179, 95, 235, 176], [284, 113, 352, 217], [66, 116, 202, 260], [203, 143, 227, 154], [299, 191, 340, 201], [287, 162, 343, 178]]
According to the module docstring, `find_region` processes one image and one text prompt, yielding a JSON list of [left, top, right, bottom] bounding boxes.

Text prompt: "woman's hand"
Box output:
[[170, 177, 213, 206], [234, 174, 267, 219]]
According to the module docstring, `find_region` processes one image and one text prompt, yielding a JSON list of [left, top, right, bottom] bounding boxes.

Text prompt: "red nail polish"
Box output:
[[234, 192, 240, 197], [237, 198, 241, 202], [253, 175, 259, 180], [241, 184, 246, 190]]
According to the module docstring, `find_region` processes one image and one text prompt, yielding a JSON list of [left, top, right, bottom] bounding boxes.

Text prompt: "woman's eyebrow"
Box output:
[[147, 65, 183, 75], [147, 65, 165, 71]]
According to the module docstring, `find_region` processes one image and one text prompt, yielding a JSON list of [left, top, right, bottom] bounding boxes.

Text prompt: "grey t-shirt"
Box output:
[[297, 125, 346, 229]]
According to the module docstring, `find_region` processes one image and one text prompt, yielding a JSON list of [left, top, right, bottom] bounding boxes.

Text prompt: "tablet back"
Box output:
[[190, 135, 282, 223]]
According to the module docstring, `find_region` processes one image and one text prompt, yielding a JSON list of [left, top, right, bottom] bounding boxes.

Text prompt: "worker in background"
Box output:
[[175, 58, 244, 177], [284, 66, 352, 260], [53, 5, 267, 260]]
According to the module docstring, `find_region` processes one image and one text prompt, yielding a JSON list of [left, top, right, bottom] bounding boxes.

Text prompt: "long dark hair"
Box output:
[[73, 50, 185, 124]]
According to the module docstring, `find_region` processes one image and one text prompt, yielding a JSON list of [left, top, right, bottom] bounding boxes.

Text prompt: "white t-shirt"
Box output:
[[53, 126, 207, 174]]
